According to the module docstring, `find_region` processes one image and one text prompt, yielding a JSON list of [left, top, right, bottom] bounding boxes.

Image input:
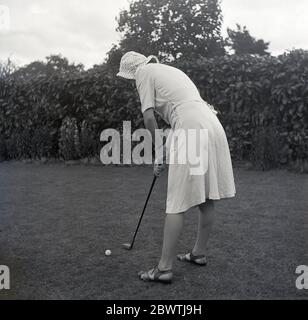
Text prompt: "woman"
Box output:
[[117, 51, 236, 283]]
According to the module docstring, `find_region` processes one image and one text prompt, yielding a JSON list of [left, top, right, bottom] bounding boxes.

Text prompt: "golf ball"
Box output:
[[105, 250, 111, 256]]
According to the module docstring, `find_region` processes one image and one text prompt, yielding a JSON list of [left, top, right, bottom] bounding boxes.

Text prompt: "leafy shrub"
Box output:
[[175, 50, 308, 171], [31, 125, 58, 159], [0, 50, 307, 172], [59, 117, 80, 160], [80, 120, 98, 158], [250, 126, 281, 170], [0, 134, 7, 160]]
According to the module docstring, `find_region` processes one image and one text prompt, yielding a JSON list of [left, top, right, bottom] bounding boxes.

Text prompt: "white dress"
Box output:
[[135, 63, 236, 214]]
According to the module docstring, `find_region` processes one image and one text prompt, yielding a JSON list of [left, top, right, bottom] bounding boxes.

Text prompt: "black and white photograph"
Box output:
[[0, 0, 307, 308]]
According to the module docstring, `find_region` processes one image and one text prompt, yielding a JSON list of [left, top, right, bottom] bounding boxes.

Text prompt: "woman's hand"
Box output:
[[153, 142, 167, 177]]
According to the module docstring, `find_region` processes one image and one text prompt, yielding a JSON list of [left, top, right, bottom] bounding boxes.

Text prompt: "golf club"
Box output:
[[123, 175, 157, 250]]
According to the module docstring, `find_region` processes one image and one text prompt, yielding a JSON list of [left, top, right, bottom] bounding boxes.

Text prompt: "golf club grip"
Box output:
[[130, 175, 157, 247]]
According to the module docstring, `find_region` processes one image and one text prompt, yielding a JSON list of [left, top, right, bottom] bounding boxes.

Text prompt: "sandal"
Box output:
[[138, 266, 173, 284], [177, 252, 207, 266]]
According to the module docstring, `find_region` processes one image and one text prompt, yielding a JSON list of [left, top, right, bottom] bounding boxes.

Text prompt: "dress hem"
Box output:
[[166, 193, 236, 214]]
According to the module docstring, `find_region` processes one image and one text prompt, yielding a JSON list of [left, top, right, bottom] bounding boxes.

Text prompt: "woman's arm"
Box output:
[[143, 108, 164, 157], [143, 108, 160, 146], [143, 108, 165, 176]]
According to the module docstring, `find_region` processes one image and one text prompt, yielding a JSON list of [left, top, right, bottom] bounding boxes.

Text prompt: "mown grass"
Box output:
[[0, 162, 307, 300]]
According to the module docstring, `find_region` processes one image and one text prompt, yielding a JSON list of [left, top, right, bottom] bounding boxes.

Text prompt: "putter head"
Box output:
[[122, 243, 132, 250]]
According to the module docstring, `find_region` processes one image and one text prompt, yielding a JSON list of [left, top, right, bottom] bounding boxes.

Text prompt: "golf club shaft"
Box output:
[[130, 175, 157, 249]]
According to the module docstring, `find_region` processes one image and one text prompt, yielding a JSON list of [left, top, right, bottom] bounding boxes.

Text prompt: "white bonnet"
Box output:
[[117, 51, 159, 79]]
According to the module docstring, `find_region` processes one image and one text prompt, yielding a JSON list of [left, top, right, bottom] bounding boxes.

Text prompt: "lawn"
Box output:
[[0, 162, 307, 300]]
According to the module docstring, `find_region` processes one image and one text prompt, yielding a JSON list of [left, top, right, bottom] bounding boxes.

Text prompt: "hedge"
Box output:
[[0, 50, 307, 172]]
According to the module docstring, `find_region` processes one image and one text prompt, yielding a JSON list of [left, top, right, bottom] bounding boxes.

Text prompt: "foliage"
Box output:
[[177, 50, 308, 170], [0, 50, 307, 172], [59, 117, 80, 160], [108, 0, 225, 65], [226, 24, 270, 56], [12, 55, 84, 81], [80, 120, 98, 158], [0, 58, 16, 80]]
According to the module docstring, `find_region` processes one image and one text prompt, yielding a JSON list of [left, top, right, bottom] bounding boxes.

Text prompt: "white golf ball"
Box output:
[[105, 250, 111, 256]]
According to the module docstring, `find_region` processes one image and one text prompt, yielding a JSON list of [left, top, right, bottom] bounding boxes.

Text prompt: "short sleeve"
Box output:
[[135, 67, 155, 113]]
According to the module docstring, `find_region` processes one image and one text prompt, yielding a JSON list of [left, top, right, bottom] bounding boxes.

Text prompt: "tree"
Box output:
[[105, 44, 125, 68], [0, 58, 16, 80], [46, 55, 84, 76], [12, 61, 47, 80], [107, 0, 225, 65], [226, 24, 270, 56], [11, 55, 84, 82]]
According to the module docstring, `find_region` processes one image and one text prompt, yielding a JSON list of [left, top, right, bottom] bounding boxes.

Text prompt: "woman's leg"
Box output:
[[192, 200, 215, 256], [158, 213, 185, 271]]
